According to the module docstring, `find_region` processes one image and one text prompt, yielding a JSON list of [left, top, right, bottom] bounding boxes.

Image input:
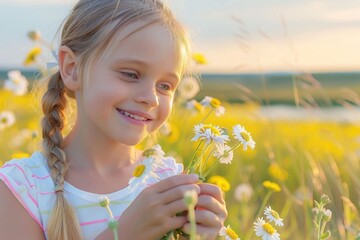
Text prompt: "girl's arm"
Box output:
[[0, 181, 46, 240]]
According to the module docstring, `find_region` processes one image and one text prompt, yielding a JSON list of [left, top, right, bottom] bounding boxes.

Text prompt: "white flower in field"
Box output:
[[219, 225, 240, 240], [191, 123, 229, 145], [215, 105, 225, 116], [264, 206, 284, 227], [4, 70, 29, 96], [0, 111, 16, 130], [177, 76, 200, 100], [234, 183, 253, 202], [186, 99, 204, 113], [128, 156, 159, 189], [254, 217, 280, 240], [232, 124, 256, 150], [213, 144, 233, 164]]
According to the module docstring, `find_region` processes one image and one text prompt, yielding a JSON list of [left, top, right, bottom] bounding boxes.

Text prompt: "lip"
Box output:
[[116, 108, 154, 122]]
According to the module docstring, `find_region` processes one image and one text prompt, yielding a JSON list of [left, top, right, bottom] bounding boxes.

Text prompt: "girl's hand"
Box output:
[[182, 183, 228, 240], [117, 174, 200, 240]]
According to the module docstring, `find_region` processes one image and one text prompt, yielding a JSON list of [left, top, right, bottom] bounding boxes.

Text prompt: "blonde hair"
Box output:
[[40, 0, 192, 239]]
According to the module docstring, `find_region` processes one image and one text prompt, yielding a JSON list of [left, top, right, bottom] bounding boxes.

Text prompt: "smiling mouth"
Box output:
[[117, 109, 151, 122]]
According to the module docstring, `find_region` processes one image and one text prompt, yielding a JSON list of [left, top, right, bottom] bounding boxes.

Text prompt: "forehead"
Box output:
[[103, 21, 184, 76]]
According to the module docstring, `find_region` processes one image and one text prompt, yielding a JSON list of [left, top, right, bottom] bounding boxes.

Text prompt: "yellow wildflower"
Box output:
[[24, 47, 42, 65]]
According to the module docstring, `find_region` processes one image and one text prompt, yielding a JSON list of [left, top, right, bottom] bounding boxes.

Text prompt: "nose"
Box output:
[[134, 83, 159, 108]]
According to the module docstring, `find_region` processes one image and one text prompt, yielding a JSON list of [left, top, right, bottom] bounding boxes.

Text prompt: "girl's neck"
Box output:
[[63, 125, 142, 175]]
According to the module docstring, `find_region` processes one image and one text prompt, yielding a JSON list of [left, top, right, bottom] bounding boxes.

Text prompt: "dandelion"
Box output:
[[191, 123, 229, 145], [213, 144, 233, 164], [219, 225, 240, 240], [254, 217, 280, 240], [264, 206, 284, 227], [232, 125, 256, 150], [4, 70, 29, 96], [208, 175, 230, 192], [192, 52, 207, 65], [0, 111, 16, 130], [186, 99, 204, 113], [234, 183, 253, 202], [184, 189, 199, 240], [262, 181, 281, 192], [23, 47, 42, 65], [177, 76, 200, 100], [268, 163, 288, 181]]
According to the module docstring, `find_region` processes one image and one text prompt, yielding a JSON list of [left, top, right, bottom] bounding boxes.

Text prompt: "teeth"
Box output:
[[121, 110, 148, 121]]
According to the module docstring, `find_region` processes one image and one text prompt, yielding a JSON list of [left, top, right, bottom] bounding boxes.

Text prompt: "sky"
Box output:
[[0, 0, 360, 73]]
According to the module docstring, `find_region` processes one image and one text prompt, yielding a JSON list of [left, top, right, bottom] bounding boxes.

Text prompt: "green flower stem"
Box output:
[[200, 146, 216, 175], [202, 142, 241, 178], [186, 140, 204, 173], [199, 108, 214, 123], [187, 205, 197, 240], [191, 142, 211, 175]]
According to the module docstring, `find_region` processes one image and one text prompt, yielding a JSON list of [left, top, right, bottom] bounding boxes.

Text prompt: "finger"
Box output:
[[196, 194, 226, 218], [161, 184, 200, 205], [198, 183, 225, 204], [193, 209, 222, 227], [164, 215, 188, 233], [182, 223, 219, 240], [153, 174, 199, 193]]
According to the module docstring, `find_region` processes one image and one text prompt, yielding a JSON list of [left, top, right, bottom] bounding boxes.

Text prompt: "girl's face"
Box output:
[[77, 22, 183, 145]]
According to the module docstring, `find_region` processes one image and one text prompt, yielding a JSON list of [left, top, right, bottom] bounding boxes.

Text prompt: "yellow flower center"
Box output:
[[240, 131, 250, 142], [263, 223, 275, 234], [203, 124, 220, 136], [210, 98, 221, 108], [1, 117, 7, 124], [226, 228, 239, 239], [271, 210, 280, 219], [142, 149, 156, 157], [194, 102, 203, 112], [133, 164, 145, 177]]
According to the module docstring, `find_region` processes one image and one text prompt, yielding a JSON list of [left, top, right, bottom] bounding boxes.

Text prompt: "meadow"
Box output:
[[1, 69, 360, 240]]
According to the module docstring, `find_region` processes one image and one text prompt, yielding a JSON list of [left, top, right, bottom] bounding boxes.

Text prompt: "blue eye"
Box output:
[[120, 72, 139, 80], [158, 83, 172, 91]]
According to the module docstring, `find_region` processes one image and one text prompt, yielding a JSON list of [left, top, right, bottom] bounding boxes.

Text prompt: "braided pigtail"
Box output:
[[41, 72, 82, 240]]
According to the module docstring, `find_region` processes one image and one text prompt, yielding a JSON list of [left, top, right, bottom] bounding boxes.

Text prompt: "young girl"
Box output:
[[0, 0, 227, 239]]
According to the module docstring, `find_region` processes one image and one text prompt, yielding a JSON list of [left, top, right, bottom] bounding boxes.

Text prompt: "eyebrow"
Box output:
[[113, 58, 180, 82]]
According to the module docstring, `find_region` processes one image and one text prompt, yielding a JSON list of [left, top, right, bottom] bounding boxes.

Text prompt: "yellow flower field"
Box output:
[[1, 82, 359, 239]]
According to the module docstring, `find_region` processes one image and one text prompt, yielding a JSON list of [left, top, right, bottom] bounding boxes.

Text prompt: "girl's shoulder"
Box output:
[[0, 152, 49, 179]]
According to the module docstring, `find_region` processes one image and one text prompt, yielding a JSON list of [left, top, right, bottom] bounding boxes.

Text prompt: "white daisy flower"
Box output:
[[232, 124, 256, 150], [177, 76, 200, 100], [219, 225, 240, 240], [215, 105, 226, 116], [154, 156, 183, 179], [234, 183, 253, 202], [191, 123, 229, 145], [200, 96, 221, 108], [254, 217, 280, 240], [264, 206, 284, 227], [213, 144, 233, 164], [0, 111, 16, 130], [186, 99, 204, 113], [128, 156, 159, 188], [4, 70, 29, 96]]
